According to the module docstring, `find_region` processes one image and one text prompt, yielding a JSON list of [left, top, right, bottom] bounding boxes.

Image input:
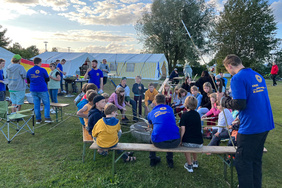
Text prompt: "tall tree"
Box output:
[[0, 25, 11, 48], [135, 0, 214, 72], [52, 47, 58, 52], [212, 0, 279, 73], [8, 43, 39, 59]]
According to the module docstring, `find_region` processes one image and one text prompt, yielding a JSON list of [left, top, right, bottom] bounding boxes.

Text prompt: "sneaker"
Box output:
[[121, 118, 129, 124], [62, 90, 67, 93], [167, 159, 174, 168], [50, 109, 56, 114], [36, 120, 42, 124], [193, 161, 199, 168], [150, 156, 161, 167], [45, 118, 53, 123], [184, 163, 193, 173]]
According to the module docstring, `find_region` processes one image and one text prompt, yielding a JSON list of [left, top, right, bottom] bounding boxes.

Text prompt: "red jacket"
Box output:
[[271, 65, 279, 75]]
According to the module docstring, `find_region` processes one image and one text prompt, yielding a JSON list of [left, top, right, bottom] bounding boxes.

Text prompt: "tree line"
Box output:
[[136, 0, 282, 75]]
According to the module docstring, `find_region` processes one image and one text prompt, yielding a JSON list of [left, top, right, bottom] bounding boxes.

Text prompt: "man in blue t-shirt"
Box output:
[[57, 59, 66, 94], [147, 94, 180, 168], [221, 54, 274, 188], [84, 60, 103, 93], [0, 59, 6, 101], [27, 57, 52, 124]]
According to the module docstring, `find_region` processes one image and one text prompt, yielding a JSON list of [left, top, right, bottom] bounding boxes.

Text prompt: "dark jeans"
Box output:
[[208, 129, 229, 146], [235, 131, 269, 188], [129, 98, 137, 120], [271, 74, 277, 85], [103, 77, 107, 85], [134, 95, 142, 116], [60, 77, 63, 91], [0, 91, 6, 101], [149, 138, 180, 161]]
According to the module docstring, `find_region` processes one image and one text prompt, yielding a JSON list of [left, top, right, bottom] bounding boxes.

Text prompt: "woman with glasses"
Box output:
[[48, 63, 61, 114]]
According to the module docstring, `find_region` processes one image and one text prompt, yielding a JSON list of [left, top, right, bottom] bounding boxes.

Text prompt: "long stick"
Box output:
[[181, 20, 236, 149]]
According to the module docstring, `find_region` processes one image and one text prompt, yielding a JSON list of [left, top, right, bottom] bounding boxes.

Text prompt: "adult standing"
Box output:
[[99, 59, 110, 85], [27, 57, 52, 124], [169, 68, 179, 84], [6, 54, 26, 112], [57, 59, 66, 93], [116, 77, 138, 121], [270, 61, 279, 86], [48, 63, 61, 113], [221, 54, 274, 188], [84, 60, 103, 93]]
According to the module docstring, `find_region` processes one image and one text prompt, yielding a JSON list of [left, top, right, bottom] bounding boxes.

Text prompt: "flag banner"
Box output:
[[21, 59, 51, 74]]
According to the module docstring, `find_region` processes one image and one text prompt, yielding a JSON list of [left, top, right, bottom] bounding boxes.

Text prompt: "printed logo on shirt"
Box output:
[[255, 75, 262, 83], [97, 73, 99, 76], [160, 107, 167, 110], [35, 70, 40, 74]]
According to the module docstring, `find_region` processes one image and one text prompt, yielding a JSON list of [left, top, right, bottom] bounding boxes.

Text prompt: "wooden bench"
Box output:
[[24, 101, 69, 122], [82, 126, 94, 162], [89, 143, 267, 187]]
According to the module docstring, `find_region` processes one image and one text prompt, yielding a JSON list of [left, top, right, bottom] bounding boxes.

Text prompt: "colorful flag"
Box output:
[[21, 59, 51, 74]]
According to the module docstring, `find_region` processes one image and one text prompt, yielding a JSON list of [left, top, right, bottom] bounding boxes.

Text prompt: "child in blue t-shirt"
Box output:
[[180, 96, 203, 173], [0, 59, 6, 101]]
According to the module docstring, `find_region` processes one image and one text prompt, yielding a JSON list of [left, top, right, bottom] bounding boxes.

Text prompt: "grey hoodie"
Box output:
[[6, 63, 27, 91]]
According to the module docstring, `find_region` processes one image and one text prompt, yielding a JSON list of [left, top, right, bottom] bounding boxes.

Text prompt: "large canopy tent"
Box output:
[[32, 52, 169, 80], [90, 53, 169, 80], [31, 52, 95, 77]]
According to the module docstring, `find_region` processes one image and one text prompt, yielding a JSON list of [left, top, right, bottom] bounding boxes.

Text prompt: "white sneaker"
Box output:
[[50, 109, 56, 114], [62, 90, 67, 93], [193, 161, 199, 168], [184, 163, 193, 173]]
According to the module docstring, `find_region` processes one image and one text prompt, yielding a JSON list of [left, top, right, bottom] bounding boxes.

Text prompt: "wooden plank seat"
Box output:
[[24, 101, 69, 122], [82, 126, 94, 162], [89, 142, 267, 187]]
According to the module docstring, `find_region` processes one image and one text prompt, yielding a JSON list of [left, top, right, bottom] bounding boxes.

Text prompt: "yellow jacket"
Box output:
[[145, 88, 158, 106], [92, 117, 121, 148]]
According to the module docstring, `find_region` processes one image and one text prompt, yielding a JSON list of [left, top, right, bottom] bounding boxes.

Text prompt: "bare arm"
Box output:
[[180, 126, 185, 145], [77, 106, 88, 118], [84, 68, 91, 80], [100, 77, 103, 90]]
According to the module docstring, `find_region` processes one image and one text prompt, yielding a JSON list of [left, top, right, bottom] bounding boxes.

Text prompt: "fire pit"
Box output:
[[130, 122, 151, 143]]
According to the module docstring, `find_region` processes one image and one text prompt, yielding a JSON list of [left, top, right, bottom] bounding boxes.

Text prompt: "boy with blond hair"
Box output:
[[180, 96, 203, 173]]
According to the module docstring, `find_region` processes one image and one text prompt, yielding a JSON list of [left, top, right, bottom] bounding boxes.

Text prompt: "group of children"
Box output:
[[75, 74, 239, 172]]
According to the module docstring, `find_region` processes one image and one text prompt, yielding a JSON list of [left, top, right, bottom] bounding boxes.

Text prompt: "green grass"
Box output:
[[0, 78, 281, 188]]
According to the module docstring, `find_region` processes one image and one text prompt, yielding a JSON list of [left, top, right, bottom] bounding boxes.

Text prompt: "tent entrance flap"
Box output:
[[161, 62, 167, 78]]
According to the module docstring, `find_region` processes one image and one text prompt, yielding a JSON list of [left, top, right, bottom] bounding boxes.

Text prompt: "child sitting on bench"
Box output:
[[92, 103, 136, 162], [179, 96, 203, 173], [77, 91, 97, 128]]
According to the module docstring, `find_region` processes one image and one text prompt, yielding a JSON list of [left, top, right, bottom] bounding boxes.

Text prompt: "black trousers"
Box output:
[[103, 77, 108, 85], [271, 74, 277, 85], [149, 138, 180, 160], [235, 131, 269, 188]]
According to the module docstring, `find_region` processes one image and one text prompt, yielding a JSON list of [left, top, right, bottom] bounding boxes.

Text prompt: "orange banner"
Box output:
[[21, 59, 51, 74]]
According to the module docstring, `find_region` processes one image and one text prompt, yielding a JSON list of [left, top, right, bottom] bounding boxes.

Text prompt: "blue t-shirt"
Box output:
[[0, 70, 5, 91], [57, 63, 63, 77], [148, 104, 180, 143], [27, 66, 49, 92], [231, 68, 274, 134], [88, 69, 103, 89]]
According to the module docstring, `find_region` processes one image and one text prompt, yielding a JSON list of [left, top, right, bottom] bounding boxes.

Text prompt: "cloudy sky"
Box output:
[[1, 0, 282, 54]]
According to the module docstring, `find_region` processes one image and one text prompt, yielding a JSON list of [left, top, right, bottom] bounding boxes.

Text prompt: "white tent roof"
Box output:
[[32, 52, 95, 76], [0, 47, 15, 77], [31, 52, 169, 80]]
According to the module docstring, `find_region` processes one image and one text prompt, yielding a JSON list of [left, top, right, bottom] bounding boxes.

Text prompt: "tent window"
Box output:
[[110, 62, 117, 71], [126, 63, 135, 72]]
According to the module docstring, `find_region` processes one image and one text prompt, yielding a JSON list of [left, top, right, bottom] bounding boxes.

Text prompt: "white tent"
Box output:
[[31, 52, 95, 76], [90, 53, 169, 80], [31, 52, 169, 80], [0, 47, 15, 77]]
